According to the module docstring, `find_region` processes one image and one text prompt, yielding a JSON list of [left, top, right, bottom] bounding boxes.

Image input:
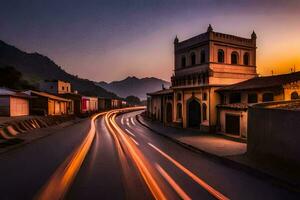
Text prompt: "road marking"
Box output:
[[125, 128, 136, 137], [130, 136, 139, 146], [155, 163, 191, 200], [148, 143, 230, 200], [121, 117, 124, 125], [35, 112, 106, 200], [131, 117, 136, 125], [126, 118, 130, 126]]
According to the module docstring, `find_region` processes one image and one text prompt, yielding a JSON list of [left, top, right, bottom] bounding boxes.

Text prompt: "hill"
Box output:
[[0, 40, 117, 98], [96, 76, 171, 100]]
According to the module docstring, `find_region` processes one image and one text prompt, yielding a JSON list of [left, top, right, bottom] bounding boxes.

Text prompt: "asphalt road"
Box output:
[[70, 109, 299, 199], [0, 119, 91, 199], [0, 109, 298, 200]]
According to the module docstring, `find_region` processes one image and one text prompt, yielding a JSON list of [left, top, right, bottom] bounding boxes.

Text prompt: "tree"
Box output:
[[125, 95, 141, 106], [0, 66, 35, 90]]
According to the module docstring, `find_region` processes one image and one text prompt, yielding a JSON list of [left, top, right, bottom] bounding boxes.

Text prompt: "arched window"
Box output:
[[177, 103, 182, 119], [243, 52, 249, 65], [200, 50, 205, 64], [218, 49, 224, 63], [291, 91, 299, 100], [181, 56, 186, 67], [231, 51, 239, 64], [263, 93, 274, 102], [202, 103, 207, 121], [191, 53, 196, 65]]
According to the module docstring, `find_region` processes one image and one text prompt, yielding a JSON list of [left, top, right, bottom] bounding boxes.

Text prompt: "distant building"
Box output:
[[25, 90, 73, 116], [111, 99, 122, 109], [82, 96, 98, 113], [147, 24, 300, 139], [98, 97, 110, 111], [40, 80, 71, 94], [0, 88, 31, 117]]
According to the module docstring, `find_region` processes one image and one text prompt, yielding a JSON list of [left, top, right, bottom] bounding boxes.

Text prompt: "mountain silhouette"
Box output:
[[0, 40, 117, 98], [97, 76, 171, 100]]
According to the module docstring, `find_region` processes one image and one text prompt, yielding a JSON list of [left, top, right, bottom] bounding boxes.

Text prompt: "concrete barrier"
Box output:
[[0, 115, 77, 141]]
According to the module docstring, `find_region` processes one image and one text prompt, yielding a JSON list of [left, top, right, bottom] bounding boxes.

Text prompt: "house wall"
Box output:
[[248, 102, 300, 166], [219, 109, 248, 138], [179, 87, 216, 131], [0, 97, 10, 116], [283, 81, 300, 100], [30, 97, 48, 115], [57, 81, 71, 94], [10, 97, 29, 116], [89, 97, 98, 111], [148, 95, 162, 121], [104, 99, 112, 110], [40, 81, 71, 94], [98, 98, 106, 111], [81, 97, 90, 113]]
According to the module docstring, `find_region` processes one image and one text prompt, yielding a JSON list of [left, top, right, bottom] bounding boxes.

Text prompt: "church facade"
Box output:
[[147, 25, 300, 138]]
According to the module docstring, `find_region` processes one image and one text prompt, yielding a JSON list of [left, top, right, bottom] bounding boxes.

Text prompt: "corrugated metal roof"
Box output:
[[0, 88, 32, 98]]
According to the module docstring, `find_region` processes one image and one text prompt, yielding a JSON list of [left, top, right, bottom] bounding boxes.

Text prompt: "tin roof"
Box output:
[[0, 88, 32, 99]]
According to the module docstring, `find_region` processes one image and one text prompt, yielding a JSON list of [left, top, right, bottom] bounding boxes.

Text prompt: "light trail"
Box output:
[[131, 117, 136, 125], [35, 112, 106, 200], [130, 136, 139, 146], [148, 143, 230, 200], [125, 128, 136, 137], [155, 163, 191, 200], [105, 108, 167, 200], [121, 117, 124, 125]]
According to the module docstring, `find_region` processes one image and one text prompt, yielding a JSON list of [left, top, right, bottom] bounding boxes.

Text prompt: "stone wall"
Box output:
[[248, 100, 300, 166]]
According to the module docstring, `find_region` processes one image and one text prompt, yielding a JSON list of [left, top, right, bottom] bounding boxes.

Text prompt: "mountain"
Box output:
[[96, 76, 171, 100], [0, 40, 117, 98]]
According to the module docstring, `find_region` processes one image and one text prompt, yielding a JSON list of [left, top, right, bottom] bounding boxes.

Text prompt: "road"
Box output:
[[0, 108, 298, 199], [68, 108, 298, 200]]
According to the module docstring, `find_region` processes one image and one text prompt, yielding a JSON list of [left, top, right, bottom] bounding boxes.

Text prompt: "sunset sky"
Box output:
[[0, 0, 299, 82]]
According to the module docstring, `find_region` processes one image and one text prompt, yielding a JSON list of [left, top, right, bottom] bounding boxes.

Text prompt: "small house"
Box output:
[[0, 88, 31, 117], [39, 80, 72, 94], [25, 90, 73, 116]]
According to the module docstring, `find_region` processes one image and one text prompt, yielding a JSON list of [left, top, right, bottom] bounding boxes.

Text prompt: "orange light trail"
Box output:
[[148, 143, 230, 200], [155, 163, 192, 200], [35, 112, 106, 200], [105, 108, 167, 200]]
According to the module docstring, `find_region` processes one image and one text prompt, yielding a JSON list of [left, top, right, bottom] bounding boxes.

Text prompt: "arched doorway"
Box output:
[[166, 103, 173, 123], [291, 91, 299, 100], [187, 98, 201, 128]]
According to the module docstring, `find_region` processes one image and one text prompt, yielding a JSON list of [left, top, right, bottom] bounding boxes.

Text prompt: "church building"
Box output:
[[147, 25, 300, 138]]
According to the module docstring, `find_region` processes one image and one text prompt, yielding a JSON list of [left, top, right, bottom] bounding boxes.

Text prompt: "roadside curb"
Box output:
[[136, 114, 300, 192]]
